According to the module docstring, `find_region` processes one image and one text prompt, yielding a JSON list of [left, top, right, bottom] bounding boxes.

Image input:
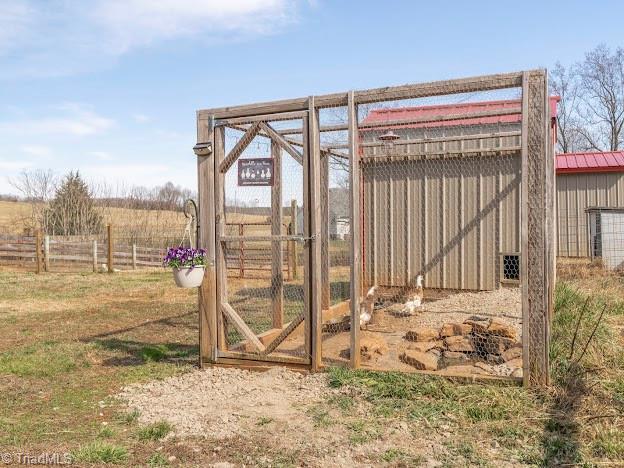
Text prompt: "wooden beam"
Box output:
[[258, 122, 303, 165], [220, 234, 303, 243], [219, 121, 262, 173], [348, 90, 362, 369], [326, 131, 522, 149], [291, 199, 299, 280], [221, 302, 265, 352], [260, 312, 306, 356], [271, 141, 284, 328], [198, 114, 217, 364], [198, 71, 527, 119], [216, 110, 307, 126], [320, 153, 330, 310], [214, 125, 228, 351], [218, 349, 307, 366], [521, 69, 552, 386], [308, 97, 323, 372]]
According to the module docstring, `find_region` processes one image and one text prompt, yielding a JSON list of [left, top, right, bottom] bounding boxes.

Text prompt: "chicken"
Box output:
[[402, 275, 424, 315], [359, 285, 377, 327]]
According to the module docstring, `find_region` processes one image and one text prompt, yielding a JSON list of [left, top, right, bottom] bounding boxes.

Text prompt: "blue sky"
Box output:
[[1, 0, 623, 196]]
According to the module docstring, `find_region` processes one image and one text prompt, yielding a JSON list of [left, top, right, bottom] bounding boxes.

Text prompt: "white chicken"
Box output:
[[402, 275, 424, 315], [359, 285, 377, 327]]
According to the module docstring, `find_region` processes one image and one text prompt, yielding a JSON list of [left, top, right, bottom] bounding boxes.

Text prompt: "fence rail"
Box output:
[[0, 227, 168, 272]]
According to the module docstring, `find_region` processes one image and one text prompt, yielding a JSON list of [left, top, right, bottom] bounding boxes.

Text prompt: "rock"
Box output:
[[501, 345, 522, 362], [474, 334, 515, 355], [487, 318, 517, 339], [442, 350, 470, 361], [464, 316, 490, 334], [510, 367, 523, 378], [486, 354, 505, 365], [407, 340, 439, 353], [341, 334, 388, 361], [405, 327, 439, 342], [474, 361, 494, 373], [400, 350, 439, 371], [444, 335, 475, 352], [506, 357, 523, 369], [440, 322, 472, 337], [360, 335, 388, 361]]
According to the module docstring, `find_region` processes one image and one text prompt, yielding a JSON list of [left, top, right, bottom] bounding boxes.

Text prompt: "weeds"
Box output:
[[73, 442, 128, 464], [137, 421, 172, 441]]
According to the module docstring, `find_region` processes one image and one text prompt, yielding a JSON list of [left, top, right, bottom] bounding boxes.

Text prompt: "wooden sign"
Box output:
[[238, 158, 274, 186]]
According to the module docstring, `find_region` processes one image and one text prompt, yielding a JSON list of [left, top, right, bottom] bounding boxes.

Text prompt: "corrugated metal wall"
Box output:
[[556, 172, 624, 257], [362, 148, 521, 291]]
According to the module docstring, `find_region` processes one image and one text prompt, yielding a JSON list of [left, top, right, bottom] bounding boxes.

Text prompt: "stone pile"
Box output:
[[400, 315, 523, 377]]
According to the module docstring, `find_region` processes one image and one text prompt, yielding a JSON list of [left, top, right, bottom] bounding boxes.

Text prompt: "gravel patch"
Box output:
[[118, 367, 331, 440]]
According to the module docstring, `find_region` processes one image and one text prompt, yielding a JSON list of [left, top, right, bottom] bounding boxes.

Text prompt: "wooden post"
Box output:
[[35, 229, 42, 274], [132, 243, 137, 270], [107, 224, 113, 273], [348, 91, 362, 369], [307, 97, 323, 371], [43, 235, 50, 272], [290, 198, 298, 280], [214, 124, 228, 352], [198, 115, 218, 364], [92, 240, 98, 272], [320, 152, 330, 310], [271, 141, 284, 328], [238, 223, 244, 278], [521, 70, 553, 386]]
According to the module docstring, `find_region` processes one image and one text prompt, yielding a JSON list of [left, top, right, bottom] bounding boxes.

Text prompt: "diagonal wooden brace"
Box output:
[[221, 302, 266, 352], [219, 121, 262, 173], [259, 122, 303, 165]]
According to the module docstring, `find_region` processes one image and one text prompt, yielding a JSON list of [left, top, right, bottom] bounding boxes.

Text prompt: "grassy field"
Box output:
[[0, 262, 622, 466]]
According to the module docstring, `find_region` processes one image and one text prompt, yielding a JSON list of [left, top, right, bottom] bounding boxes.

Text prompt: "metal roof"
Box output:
[[556, 151, 624, 174], [360, 97, 559, 129]]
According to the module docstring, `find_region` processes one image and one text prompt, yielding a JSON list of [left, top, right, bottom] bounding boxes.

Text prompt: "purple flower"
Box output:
[[163, 246, 207, 269]]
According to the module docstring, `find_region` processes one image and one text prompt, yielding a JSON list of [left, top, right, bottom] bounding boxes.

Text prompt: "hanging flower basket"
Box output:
[[163, 247, 207, 288]]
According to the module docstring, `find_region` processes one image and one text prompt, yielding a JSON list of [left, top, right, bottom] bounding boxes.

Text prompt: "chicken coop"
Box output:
[[195, 70, 554, 386]]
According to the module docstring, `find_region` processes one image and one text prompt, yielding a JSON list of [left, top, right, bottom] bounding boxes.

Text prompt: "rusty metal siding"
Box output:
[[362, 152, 521, 291], [556, 172, 624, 257]]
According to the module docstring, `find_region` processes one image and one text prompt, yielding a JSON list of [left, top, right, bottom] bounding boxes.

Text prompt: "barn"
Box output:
[[359, 97, 559, 291], [556, 151, 624, 258]]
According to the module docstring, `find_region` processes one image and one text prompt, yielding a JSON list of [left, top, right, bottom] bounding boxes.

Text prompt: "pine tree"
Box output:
[[43, 172, 103, 235]]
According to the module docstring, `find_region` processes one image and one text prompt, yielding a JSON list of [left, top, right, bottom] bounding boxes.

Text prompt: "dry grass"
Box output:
[[0, 265, 622, 466]]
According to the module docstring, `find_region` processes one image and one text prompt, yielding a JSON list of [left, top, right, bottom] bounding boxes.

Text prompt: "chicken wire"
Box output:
[[218, 119, 309, 361], [199, 70, 553, 384], [350, 87, 525, 379]]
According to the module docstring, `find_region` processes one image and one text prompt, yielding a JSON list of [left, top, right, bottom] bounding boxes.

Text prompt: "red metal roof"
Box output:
[[360, 97, 559, 130], [556, 151, 624, 174]]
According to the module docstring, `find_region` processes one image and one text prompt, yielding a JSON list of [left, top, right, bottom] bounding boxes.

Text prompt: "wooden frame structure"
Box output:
[[195, 70, 554, 386]]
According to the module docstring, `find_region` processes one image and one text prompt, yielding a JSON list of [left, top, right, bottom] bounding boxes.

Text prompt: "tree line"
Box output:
[[6, 169, 195, 236]]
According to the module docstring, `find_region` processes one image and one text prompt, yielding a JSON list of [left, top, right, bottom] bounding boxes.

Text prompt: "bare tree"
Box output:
[[575, 44, 624, 151], [8, 169, 58, 232], [551, 62, 583, 153]]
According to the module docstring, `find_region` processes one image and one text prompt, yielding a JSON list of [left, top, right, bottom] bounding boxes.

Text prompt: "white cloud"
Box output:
[[21, 145, 52, 157], [0, 104, 114, 137], [0, 0, 300, 78]]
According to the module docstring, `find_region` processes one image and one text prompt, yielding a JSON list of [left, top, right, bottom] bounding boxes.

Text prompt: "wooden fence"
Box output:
[[0, 226, 167, 273]]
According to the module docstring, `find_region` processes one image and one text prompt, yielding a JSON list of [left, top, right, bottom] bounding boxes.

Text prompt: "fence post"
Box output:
[[132, 243, 137, 270], [35, 229, 42, 274], [43, 235, 50, 272], [92, 240, 98, 272], [291, 199, 298, 280], [107, 224, 113, 273], [238, 223, 244, 278]]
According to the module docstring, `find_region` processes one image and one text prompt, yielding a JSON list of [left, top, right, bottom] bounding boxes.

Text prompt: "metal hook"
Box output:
[[183, 199, 199, 248]]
